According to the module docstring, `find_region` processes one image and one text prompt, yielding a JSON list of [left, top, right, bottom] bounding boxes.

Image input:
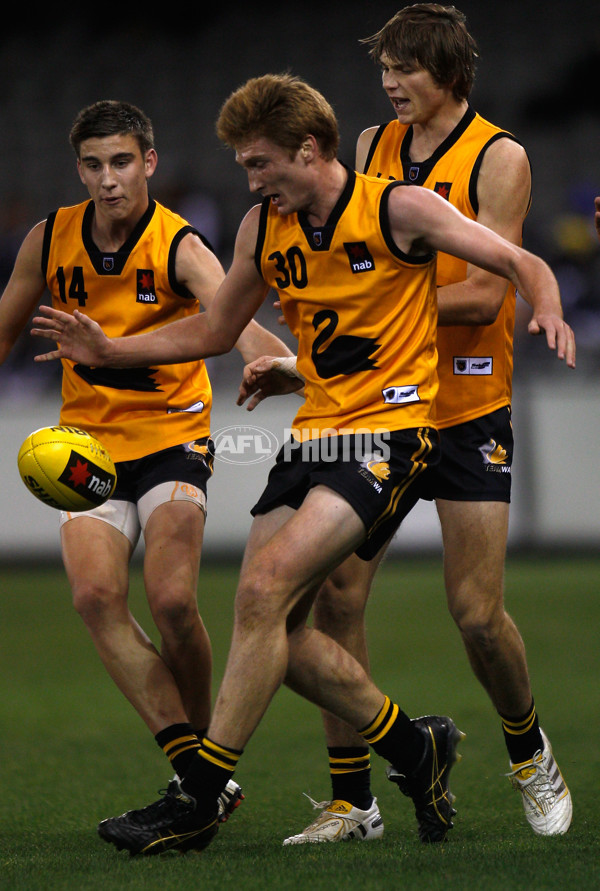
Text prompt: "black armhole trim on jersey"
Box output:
[[362, 123, 390, 174], [380, 181, 435, 265], [41, 211, 57, 279], [468, 132, 531, 215], [401, 105, 476, 183], [254, 198, 271, 275], [168, 225, 204, 299]]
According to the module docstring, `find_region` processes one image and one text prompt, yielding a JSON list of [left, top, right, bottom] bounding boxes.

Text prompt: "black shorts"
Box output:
[[420, 406, 513, 503], [251, 428, 440, 560], [112, 438, 214, 504]]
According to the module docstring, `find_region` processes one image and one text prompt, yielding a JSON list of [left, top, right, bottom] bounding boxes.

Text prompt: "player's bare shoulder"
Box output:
[[477, 135, 531, 209], [174, 228, 225, 307], [19, 219, 48, 264], [5, 218, 48, 288], [355, 125, 380, 172], [233, 204, 263, 256]]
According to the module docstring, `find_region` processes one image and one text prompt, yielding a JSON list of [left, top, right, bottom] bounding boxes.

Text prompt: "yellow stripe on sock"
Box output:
[[502, 707, 537, 735], [359, 696, 399, 745], [163, 734, 199, 756], [360, 696, 392, 737], [329, 754, 371, 774], [201, 737, 241, 771], [166, 742, 202, 763]]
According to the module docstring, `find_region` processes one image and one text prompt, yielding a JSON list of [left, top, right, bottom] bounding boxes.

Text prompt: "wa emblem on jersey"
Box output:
[[343, 242, 376, 274], [453, 356, 493, 375], [137, 269, 157, 304]]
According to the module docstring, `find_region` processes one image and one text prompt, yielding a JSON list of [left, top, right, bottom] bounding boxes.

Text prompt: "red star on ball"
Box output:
[[69, 459, 91, 487]]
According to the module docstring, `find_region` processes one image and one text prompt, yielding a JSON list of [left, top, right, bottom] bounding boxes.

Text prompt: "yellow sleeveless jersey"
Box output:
[[362, 108, 530, 428], [43, 199, 212, 461], [256, 168, 438, 436]]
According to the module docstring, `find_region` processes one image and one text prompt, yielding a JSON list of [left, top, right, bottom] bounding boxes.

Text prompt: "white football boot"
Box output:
[[217, 778, 245, 823], [171, 775, 244, 823], [283, 795, 384, 845], [507, 729, 572, 835]]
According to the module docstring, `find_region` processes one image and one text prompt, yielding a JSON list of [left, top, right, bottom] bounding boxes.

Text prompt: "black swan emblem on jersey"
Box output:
[[311, 309, 380, 379], [74, 364, 162, 392]]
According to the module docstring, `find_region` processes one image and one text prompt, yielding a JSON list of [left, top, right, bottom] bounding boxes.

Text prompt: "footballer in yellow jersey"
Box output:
[[0, 100, 250, 827], [2, 100, 293, 828]]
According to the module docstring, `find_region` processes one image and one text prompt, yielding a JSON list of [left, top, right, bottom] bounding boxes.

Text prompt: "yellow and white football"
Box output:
[[17, 426, 117, 512]]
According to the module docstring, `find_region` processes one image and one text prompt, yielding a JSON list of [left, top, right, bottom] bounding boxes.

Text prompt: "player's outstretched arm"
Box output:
[[32, 209, 271, 368], [389, 185, 576, 368], [32, 293, 245, 367]]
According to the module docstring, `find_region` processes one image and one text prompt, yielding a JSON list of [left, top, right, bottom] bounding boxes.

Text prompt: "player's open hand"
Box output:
[[237, 355, 304, 411], [31, 305, 111, 365], [527, 312, 576, 368]]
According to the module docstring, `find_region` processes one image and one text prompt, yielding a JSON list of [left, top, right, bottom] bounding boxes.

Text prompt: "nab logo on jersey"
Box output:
[[343, 242, 376, 274], [137, 269, 158, 304]]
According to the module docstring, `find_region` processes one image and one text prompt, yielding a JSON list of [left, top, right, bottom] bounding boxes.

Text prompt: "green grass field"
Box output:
[[2, 556, 599, 890]]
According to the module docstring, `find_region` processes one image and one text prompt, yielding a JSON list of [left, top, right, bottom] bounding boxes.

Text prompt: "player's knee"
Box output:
[[71, 579, 122, 625], [452, 601, 505, 652], [234, 567, 287, 630], [314, 577, 367, 633], [150, 591, 200, 639]]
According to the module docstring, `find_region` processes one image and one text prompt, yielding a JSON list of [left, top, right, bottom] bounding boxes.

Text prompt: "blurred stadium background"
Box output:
[[1, 1, 598, 561]]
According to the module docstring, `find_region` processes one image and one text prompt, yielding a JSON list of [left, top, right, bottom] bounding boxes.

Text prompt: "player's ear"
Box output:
[[144, 148, 158, 178], [299, 135, 318, 163]]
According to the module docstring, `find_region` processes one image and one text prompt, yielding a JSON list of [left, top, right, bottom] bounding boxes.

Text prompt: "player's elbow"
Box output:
[[467, 271, 509, 325], [211, 329, 239, 356], [471, 300, 502, 325], [469, 283, 506, 325], [442, 300, 501, 326]]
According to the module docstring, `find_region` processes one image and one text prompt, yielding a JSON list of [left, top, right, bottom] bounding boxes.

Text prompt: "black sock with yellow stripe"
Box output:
[[180, 736, 242, 816], [155, 723, 202, 778], [500, 700, 543, 764], [328, 747, 373, 810], [358, 695, 424, 774]]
